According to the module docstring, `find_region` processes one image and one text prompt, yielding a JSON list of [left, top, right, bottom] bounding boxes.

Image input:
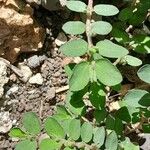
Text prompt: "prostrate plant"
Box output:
[[10, 0, 150, 150]]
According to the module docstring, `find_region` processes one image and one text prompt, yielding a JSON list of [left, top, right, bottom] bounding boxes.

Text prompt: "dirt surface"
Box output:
[[0, 2, 69, 149]]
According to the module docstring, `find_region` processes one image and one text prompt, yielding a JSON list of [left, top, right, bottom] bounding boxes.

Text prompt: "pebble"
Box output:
[[46, 87, 56, 100], [0, 112, 12, 133], [27, 55, 40, 68], [29, 73, 44, 85], [55, 32, 67, 46], [0, 61, 9, 98], [18, 63, 32, 82], [6, 86, 19, 97]]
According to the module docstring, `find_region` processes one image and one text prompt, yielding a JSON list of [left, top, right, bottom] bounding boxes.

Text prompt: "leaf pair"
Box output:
[[60, 39, 129, 59], [62, 21, 113, 35], [66, 1, 119, 16], [69, 59, 123, 91]]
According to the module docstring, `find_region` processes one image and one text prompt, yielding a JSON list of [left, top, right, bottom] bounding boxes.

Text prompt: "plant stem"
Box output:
[[86, 0, 93, 48]]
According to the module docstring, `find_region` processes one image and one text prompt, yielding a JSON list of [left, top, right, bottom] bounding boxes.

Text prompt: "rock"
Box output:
[[27, 55, 47, 68], [0, 112, 12, 133], [29, 73, 44, 85], [0, 0, 45, 63], [0, 61, 9, 98], [39, 55, 47, 62], [41, 0, 61, 11], [18, 63, 32, 82], [26, 0, 67, 10], [6, 85, 19, 97], [140, 134, 150, 150], [55, 32, 67, 47], [46, 87, 56, 100], [27, 55, 40, 68]]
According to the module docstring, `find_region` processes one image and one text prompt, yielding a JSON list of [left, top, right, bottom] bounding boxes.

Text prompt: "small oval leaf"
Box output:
[[44, 117, 65, 139], [62, 21, 86, 35], [93, 127, 105, 148], [95, 59, 123, 86], [69, 62, 90, 91], [39, 139, 61, 150], [122, 55, 142, 66], [137, 64, 150, 84], [94, 4, 119, 16], [66, 1, 87, 13], [9, 128, 27, 138], [96, 40, 129, 58], [15, 140, 36, 150], [105, 131, 118, 150], [22, 112, 41, 135], [92, 21, 112, 35], [60, 39, 88, 57], [81, 122, 93, 143], [118, 8, 133, 21], [69, 119, 81, 140], [123, 89, 148, 108]]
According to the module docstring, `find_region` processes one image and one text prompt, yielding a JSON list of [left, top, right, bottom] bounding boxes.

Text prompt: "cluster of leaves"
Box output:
[[10, 0, 150, 150], [9, 107, 139, 150]]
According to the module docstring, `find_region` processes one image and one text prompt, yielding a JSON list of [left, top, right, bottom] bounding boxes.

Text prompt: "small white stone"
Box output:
[[55, 32, 67, 46], [18, 63, 33, 82], [0, 61, 9, 98], [29, 73, 43, 85], [0, 112, 12, 133], [6, 86, 19, 96]]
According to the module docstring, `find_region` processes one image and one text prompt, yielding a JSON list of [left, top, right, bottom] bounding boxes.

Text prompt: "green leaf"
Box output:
[[62, 21, 86, 35], [64, 64, 75, 79], [66, 91, 85, 116], [62, 119, 72, 135], [89, 83, 106, 109], [95, 59, 122, 86], [60, 39, 88, 57], [81, 122, 93, 143], [39, 139, 61, 150], [91, 21, 112, 35], [15, 140, 36, 150], [93, 127, 105, 148], [138, 93, 150, 107], [9, 128, 27, 138], [131, 35, 150, 54], [120, 137, 140, 150], [94, 109, 107, 123], [94, 4, 119, 16], [124, 89, 148, 108], [137, 64, 150, 84], [118, 8, 133, 21], [44, 117, 65, 138], [122, 55, 142, 66], [128, 12, 145, 26], [22, 112, 41, 135], [66, 1, 87, 13], [105, 131, 118, 150], [106, 115, 115, 130], [115, 107, 131, 123], [142, 124, 150, 133], [96, 40, 129, 58], [69, 119, 81, 140], [111, 28, 129, 43], [53, 106, 71, 121], [69, 62, 90, 91], [114, 118, 123, 136]]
